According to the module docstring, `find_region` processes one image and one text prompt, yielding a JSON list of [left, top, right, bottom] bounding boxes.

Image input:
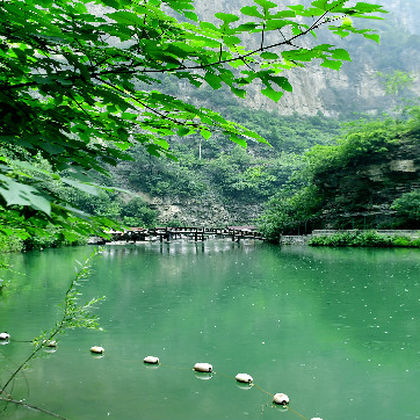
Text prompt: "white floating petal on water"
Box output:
[[0, 332, 10, 340], [193, 362, 213, 372], [90, 346, 105, 354], [235, 373, 253, 384], [144, 356, 160, 364], [273, 393, 290, 405]]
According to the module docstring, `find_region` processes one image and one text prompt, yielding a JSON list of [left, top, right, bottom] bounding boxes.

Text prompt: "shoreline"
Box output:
[[281, 229, 420, 248]]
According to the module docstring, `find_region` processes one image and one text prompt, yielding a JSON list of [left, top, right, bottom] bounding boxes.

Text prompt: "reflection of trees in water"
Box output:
[[101, 239, 258, 257]]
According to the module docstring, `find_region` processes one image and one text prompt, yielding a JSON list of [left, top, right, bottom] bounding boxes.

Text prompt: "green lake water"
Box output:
[[0, 240, 419, 420]]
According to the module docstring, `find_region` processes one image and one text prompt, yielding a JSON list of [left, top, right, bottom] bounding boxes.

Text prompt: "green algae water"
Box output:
[[0, 241, 419, 420]]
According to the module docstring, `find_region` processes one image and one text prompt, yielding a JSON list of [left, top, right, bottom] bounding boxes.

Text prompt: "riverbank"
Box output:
[[280, 230, 420, 247], [0, 232, 88, 254]]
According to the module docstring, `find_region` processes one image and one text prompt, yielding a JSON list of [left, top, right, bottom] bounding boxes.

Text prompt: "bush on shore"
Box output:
[[0, 233, 24, 253], [308, 230, 420, 248], [0, 231, 88, 254]]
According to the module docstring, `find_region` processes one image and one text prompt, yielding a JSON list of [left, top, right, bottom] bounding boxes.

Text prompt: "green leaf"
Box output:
[[199, 22, 220, 32], [62, 178, 100, 196], [331, 48, 351, 61], [146, 145, 161, 157], [229, 135, 248, 148], [321, 59, 343, 70], [231, 86, 247, 98], [270, 76, 293, 92], [200, 130, 212, 140], [353, 2, 387, 13], [311, 0, 327, 9], [282, 48, 318, 62], [260, 52, 279, 60], [102, 0, 121, 7], [363, 33, 380, 43], [214, 13, 240, 24], [240, 6, 264, 19], [265, 19, 294, 30], [106, 11, 142, 25], [254, 0, 277, 11], [38, 0, 53, 6], [184, 11, 198, 21], [236, 22, 259, 31], [261, 87, 283, 102], [204, 72, 222, 89], [0, 174, 51, 215], [271, 10, 296, 18], [177, 126, 191, 136], [223, 35, 242, 46]]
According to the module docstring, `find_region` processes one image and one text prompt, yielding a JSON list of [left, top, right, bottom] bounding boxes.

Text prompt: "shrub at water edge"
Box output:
[[308, 231, 420, 248]]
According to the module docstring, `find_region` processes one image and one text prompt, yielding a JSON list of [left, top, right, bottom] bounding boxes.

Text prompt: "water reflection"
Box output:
[[100, 239, 258, 258]]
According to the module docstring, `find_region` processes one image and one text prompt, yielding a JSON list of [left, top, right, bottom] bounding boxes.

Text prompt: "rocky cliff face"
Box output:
[[152, 195, 262, 226], [317, 134, 420, 228], [192, 0, 420, 117]]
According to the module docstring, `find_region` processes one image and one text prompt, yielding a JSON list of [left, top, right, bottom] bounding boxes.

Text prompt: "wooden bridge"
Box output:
[[89, 226, 266, 244]]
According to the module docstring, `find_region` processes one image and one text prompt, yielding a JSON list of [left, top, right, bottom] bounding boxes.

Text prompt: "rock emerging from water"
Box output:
[[235, 373, 253, 384], [0, 332, 10, 340], [144, 356, 160, 364], [273, 393, 290, 406], [193, 362, 213, 373], [90, 346, 105, 354]]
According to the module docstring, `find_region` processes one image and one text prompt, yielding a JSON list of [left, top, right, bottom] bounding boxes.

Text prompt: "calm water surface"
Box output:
[[0, 241, 419, 420]]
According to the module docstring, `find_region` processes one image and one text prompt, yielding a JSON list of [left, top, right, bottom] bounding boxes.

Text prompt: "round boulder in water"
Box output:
[[193, 362, 213, 373], [43, 340, 57, 348], [144, 356, 160, 364], [235, 373, 253, 384], [90, 346, 105, 354], [273, 393, 290, 406]]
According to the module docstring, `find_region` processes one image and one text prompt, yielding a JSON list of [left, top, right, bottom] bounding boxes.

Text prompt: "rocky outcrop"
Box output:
[[317, 135, 420, 228], [152, 195, 262, 226], [192, 0, 420, 117]]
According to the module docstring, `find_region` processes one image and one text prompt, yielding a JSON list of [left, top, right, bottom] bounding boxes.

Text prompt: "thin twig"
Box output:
[[0, 396, 67, 420], [260, 23, 266, 50]]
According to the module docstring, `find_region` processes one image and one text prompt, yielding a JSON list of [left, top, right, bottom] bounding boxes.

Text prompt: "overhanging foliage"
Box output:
[[0, 0, 386, 238]]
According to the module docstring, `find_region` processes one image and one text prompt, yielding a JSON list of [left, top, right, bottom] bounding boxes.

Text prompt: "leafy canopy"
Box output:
[[0, 0, 386, 237]]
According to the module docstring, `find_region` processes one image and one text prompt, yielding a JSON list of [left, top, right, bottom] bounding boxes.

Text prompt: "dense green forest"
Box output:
[[259, 108, 420, 240], [0, 107, 341, 253], [5, 101, 416, 252], [111, 109, 340, 215], [1, 102, 419, 252]]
